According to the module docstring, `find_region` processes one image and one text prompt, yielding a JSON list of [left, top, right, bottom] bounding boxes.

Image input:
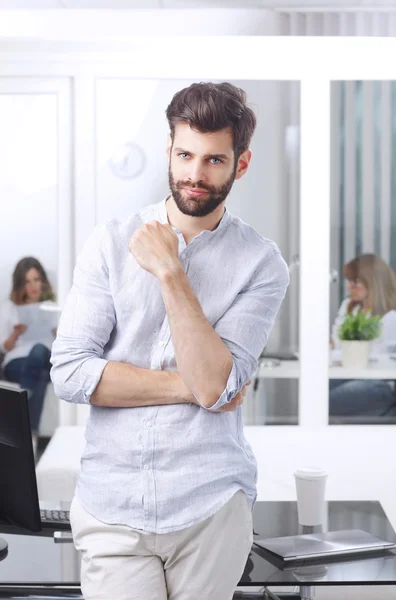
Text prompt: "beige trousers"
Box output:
[[70, 489, 253, 600]]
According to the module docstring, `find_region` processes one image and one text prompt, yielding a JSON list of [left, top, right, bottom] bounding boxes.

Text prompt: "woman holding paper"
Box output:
[[0, 257, 57, 447]]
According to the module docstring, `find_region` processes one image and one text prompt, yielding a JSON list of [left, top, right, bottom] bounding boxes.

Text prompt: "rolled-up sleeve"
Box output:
[[203, 249, 290, 412], [50, 223, 116, 404]]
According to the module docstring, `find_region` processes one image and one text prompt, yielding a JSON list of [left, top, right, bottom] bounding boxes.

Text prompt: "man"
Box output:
[[50, 81, 290, 600]]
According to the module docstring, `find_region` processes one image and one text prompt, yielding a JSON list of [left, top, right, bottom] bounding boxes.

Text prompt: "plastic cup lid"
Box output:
[[294, 467, 327, 480]]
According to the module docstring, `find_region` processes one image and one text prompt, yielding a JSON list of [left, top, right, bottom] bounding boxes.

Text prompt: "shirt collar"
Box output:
[[157, 195, 231, 235]]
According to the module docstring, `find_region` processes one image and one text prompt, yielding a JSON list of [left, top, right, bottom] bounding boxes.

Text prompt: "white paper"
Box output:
[[16, 303, 57, 344]]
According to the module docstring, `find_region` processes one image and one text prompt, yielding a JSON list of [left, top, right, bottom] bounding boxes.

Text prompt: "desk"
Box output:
[[241, 500, 396, 599], [257, 355, 396, 380], [0, 501, 395, 599]]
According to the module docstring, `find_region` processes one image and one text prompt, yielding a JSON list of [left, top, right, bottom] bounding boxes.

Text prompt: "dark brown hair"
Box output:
[[344, 253, 396, 316], [10, 257, 56, 305], [166, 82, 257, 159]]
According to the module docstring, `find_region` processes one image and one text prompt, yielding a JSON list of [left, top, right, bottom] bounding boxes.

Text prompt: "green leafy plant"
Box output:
[[338, 310, 382, 341]]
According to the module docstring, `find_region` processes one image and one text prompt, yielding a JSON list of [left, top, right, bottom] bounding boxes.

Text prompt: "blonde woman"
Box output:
[[330, 254, 396, 419], [0, 257, 57, 445]]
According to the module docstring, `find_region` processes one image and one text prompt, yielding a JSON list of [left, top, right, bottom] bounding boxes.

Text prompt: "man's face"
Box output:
[[167, 123, 240, 218]]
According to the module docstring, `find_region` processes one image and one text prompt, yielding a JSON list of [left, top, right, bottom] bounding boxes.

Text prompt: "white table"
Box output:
[[246, 354, 396, 425], [256, 354, 396, 380]]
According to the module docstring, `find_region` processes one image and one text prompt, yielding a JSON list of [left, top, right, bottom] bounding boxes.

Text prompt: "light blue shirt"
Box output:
[[50, 197, 290, 534]]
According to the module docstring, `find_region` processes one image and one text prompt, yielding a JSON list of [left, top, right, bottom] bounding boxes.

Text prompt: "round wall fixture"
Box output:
[[108, 142, 146, 179]]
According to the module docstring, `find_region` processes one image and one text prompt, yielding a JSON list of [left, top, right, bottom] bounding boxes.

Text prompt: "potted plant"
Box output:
[[338, 310, 382, 368]]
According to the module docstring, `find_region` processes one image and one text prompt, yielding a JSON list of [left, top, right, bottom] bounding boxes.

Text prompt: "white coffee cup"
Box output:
[[294, 467, 327, 526]]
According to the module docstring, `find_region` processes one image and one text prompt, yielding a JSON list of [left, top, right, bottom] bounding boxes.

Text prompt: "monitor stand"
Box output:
[[0, 537, 8, 560]]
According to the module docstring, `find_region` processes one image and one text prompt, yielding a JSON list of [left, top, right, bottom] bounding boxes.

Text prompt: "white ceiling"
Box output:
[[3, 0, 396, 11]]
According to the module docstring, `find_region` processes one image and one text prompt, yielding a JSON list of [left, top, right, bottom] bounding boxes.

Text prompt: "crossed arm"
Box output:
[[51, 268, 248, 414], [90, 362, 248, 413], [90, 241, 246, 410], [90, 264, 249, 412]]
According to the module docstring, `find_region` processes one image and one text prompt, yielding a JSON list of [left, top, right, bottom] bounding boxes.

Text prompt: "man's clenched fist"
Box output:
[[128, 220, 180, 280]]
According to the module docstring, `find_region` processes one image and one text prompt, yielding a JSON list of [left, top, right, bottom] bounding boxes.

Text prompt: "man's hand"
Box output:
[[193, 379, 252, 413], [128, 220, 180, 280]]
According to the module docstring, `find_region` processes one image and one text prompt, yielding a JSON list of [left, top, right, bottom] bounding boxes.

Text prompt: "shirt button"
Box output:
[[158, 341, 165, 347], [144, 465, 150, 470], [181, 254, 186, 260], [146, 422, 152, 428]]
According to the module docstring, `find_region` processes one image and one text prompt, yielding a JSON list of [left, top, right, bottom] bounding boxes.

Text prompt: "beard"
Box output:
[[168, 161, 237, 218]]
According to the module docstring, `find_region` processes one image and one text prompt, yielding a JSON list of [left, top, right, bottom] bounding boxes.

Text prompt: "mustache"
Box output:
[[177, 182, 212, 192]]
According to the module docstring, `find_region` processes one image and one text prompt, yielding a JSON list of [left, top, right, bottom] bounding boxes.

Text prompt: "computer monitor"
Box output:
[[0, 383, 42, 553]]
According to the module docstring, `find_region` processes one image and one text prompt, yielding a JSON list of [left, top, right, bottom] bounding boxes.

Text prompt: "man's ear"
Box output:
[[234, 149, 252, 181]]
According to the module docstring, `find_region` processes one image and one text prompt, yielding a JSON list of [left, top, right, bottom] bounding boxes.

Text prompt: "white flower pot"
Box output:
[[340, 340, 371, 369]]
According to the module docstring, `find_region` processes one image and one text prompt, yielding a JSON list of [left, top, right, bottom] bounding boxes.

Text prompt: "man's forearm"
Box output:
[[159, 265, 233, 408], [90, 361, 196, 407]]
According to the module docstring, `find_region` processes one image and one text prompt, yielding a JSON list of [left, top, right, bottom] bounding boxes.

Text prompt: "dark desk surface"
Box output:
[[0, 501, 396, 594], [241, 500, 396, 587]]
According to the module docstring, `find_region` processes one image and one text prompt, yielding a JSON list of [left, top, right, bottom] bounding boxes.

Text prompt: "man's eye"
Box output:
[[179, 153, 189, 159], [211, 157, 222, 164]]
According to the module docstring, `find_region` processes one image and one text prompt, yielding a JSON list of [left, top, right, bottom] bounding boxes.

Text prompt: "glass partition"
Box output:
[[329, 81, 396, 425], [0, 80, 65, 458]]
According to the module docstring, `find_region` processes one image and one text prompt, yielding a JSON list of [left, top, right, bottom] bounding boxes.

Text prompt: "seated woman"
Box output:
[[0, 257, 57, 450], [329, 253, 396, 420]]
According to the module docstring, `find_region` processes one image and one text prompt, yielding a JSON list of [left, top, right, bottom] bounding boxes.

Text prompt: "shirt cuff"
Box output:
[[80, 356, 109, 404], [196, 361, 239, 412]]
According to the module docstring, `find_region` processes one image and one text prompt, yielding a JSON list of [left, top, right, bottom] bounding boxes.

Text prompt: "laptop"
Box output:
[[254, 529, 396, 563], [0, 383, 71, 534]]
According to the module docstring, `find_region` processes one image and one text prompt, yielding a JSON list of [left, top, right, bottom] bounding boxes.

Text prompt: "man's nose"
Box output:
[[188, 161, 207, 184]]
